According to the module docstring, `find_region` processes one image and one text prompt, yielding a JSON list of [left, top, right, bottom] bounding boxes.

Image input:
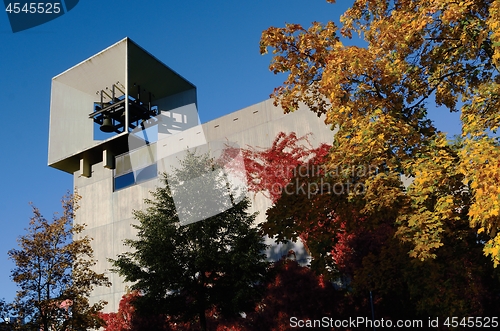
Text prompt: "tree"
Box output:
[[260, 0, 500, 265], [99, 291, 136, 331], [102, 254, 350, 331], [245, 132, 500, 320], [247, 253, 350, 331], [100, 290, 249, 331], [110, 151, 268, 331], [100, 290, 173, 331], [8, 193, 111, 331]]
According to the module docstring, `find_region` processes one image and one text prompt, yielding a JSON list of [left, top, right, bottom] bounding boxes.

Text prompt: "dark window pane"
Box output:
[[114, 172, 135, 191]]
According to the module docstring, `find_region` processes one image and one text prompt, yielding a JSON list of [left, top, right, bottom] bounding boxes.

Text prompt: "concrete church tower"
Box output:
[[48, 37, 198, 174], [48, 38, 333, 311]]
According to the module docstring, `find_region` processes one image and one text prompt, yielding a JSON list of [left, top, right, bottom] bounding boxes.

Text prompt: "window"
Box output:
[[114, 163, 157, 191]]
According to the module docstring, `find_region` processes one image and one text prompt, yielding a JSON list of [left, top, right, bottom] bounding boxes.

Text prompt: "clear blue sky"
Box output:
[[0, 0, 461, 303]]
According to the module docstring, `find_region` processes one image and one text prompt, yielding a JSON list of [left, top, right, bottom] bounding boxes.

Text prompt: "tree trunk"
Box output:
[[199, 309, 207, 331]]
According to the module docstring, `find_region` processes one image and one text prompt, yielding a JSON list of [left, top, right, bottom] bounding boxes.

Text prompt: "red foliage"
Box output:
[[100, 291, 138, 331], [100, 291, 246, 331], [247, 254, 347, 331], [221, 132, 331, 203], [101, 256, 348, 331], [234, 132, 396, 278]]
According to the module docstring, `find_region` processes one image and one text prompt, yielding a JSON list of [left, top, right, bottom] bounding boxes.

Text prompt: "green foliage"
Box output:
[[8, 193, 111, 331], [110, 151, 268, 331]]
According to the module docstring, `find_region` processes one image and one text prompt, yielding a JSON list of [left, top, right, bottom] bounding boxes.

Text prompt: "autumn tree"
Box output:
[[110, 151, 268, 331], [100, 290, 251, 331], [8, 193, 111, 331], [100, 290, 173, 331], [260, 0, 500, 265], [246, 253, 350, 331], [100, 291, 137, 331], [243, 132, 500, 319]]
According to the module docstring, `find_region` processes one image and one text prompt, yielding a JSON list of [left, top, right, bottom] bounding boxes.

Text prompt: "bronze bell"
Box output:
[[100, 116, 114, 133]]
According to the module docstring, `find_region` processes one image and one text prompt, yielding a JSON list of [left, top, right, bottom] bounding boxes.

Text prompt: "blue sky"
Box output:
[[0, 0, 461, 303]]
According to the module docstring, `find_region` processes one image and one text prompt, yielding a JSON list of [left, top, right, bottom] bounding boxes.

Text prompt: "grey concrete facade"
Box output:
[[49, 38, 334, 312]]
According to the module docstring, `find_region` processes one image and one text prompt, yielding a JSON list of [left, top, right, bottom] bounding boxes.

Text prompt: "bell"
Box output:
[[100, 116, 114, 133]]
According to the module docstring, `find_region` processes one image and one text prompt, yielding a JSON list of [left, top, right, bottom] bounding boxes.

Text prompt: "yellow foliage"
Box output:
[[261, 0, 500, 266]]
